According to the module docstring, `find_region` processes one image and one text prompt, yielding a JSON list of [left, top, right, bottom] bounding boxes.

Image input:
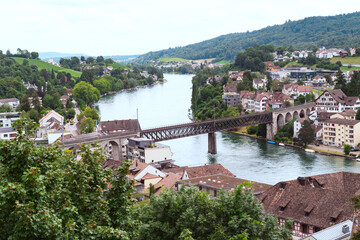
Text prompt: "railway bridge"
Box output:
[[62, 103, 316, 157]]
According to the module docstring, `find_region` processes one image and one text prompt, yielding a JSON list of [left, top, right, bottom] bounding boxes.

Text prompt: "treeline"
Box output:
[[335, 69, 360, 97], [60, 55, 115, 71], [136, 12, 360, 62], [2, 48, 39, 59]]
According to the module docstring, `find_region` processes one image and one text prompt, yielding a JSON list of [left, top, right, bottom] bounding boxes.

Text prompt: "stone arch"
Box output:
[[285, 112, 292, 123], [109, 141, 120, 160], [293, 111, 299, 119], [300, 110, 305, 118], [306, 108, 310, 116], [277, 114, 285, 130]]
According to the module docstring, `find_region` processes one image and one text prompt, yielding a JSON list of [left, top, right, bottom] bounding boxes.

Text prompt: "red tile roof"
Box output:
[[258, 172, 360, 229]]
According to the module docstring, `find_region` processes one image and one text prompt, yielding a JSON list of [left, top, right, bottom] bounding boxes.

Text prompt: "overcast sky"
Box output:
[[1, 0, 358, 56]]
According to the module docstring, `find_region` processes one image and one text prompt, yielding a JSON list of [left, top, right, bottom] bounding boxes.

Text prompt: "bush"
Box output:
[[247, 125, 258, 135], [344, 144, 351, 155]]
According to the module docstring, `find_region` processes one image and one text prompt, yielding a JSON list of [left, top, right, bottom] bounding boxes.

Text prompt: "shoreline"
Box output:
[[228, 131, 355, 160], [100, 79, 167, 97]]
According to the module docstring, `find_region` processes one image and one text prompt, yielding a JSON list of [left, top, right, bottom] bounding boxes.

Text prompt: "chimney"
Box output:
[[297, 177, 306, 186], [342, 225, 350, 234], [280, 182, 287, 190]]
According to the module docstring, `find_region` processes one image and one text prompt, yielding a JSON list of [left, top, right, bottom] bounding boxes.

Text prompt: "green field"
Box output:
[[12, 57, 82, 78], [214, 60, 231, 64], [158, 57, 189, 62], [340, 66, 360, 71], [108, 62, 127, 70], [331, 56, 360, 65]]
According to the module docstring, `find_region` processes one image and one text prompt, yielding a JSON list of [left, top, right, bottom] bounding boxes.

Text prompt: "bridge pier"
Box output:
[[266, 123, 273, 139], [208, 132, 217, 154]]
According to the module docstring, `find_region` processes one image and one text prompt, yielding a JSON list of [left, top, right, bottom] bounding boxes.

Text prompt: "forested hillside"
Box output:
[[136, 12, 360, 63]]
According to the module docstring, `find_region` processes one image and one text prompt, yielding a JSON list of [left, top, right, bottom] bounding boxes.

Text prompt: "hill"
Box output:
[[135, 12, 360, 63], [12, 57, 82, 78]]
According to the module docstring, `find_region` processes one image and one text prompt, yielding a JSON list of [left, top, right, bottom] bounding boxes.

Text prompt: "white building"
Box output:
[[0, 98, 20, 110], [128, 138, 173, 166], [0, 127, 17, 140], [0, 112, 20, 128], [315, 89, 360, 113]]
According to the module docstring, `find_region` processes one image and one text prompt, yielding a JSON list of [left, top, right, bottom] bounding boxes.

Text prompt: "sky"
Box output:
[[0, 0, 359, 56]]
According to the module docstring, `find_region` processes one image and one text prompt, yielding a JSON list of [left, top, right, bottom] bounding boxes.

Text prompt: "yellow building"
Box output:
[[323, 118, 360, 147]]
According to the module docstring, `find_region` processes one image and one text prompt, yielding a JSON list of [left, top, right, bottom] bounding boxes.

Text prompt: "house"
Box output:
[[269, 92, 293, 109], [36, 110, 66, 144], [98, 119, 141, 134], [0, 98, 20, 110], [293, 117, 310, 138], [223, 81, 240, 93], [322, 118, 360, 147], [282, 84, 312, 98], [315, 89, 360, 112], [222, 92, 241, 107], [300, 220, 352, 240], [0, 112, 20, 128], [0, 127, 16, 140], [253, 78, 265, 89], [127, 138, 173, 166], [254, 92, 270, 112], [311, 76, 327, 87], [154, 172, 182, 195], [163, 163, 235, 180], [258, 172, 360, 239], [177, 174, 271, 197], [330, 109, 356, 120], [264, 61, 276, 72]]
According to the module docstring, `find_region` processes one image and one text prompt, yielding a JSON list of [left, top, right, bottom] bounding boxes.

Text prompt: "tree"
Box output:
[[73, 81, 100, 107], [0, 118, 137, 239], [344, 144, 351, 155], [27, 109, 40, 122], [80, 117, 96, 133], [20, 94, 31, 112], [0, 103, 13, 113], [334, 69, 347, 93], [356, 108, 360, 120], [86, 57, 95, 64], [298, 120, 315, 147], [96, 56, 104, 63], [138, 186, 291, 240], [30, 51, 39, 59], [356, 47, 360, 56], [266, 75, 273, 91], [77, 106, 100, 122], [66, 108, 76, 120], [31, 92, 41, 112], [94, 78, 111, 94]]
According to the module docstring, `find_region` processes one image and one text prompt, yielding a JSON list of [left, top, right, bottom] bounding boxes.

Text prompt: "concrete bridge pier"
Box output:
[[266, 123, 274, 139], [208, 132, 217, 154]]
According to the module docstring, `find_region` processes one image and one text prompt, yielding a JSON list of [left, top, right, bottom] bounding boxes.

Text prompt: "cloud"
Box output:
[[1, 0, 359, 55]]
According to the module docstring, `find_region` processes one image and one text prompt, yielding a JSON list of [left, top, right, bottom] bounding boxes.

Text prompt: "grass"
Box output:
[[12, 57, 82, 78], [158, 57, 189, 62], [340, 66, 360, 71], [312, 89, 323, 96], [331, 56, 360, 65], [214, 60, 231, 64], [108, 62, 127, 70]]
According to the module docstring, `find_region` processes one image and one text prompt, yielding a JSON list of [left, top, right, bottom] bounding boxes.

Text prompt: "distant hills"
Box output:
[[40, 52, 139, 63], [135, 12, 360, 63]]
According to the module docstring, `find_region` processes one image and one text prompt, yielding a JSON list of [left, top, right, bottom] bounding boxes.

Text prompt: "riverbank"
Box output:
[[229, 129, 355, 160]]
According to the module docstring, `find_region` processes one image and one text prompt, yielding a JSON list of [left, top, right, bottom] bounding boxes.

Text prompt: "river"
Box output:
[[96, 74, 360, 185]]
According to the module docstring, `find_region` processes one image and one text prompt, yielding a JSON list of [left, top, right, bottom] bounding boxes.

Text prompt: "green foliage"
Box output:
[[80, 117, 96, 134], [344, 144, 351, 155], [221, 106, 240, 118], [43, 93, 63, 110], [256, 124, 267, 138], [66, 108, 76, 120], [93, 78, 111, 94], [77, 106, 100, 122], [0, 118, 137, 239], [234, 45, 273, 72], [356, 108, 360, 120], [0, 103, 13, 112], [138, 186, 292, 240], [298, 120, 315, 147], [247, 125, 258, 135], [136, 12, 360, 62], [274, 119, 295, 142], [73, 81, 100, 107]]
